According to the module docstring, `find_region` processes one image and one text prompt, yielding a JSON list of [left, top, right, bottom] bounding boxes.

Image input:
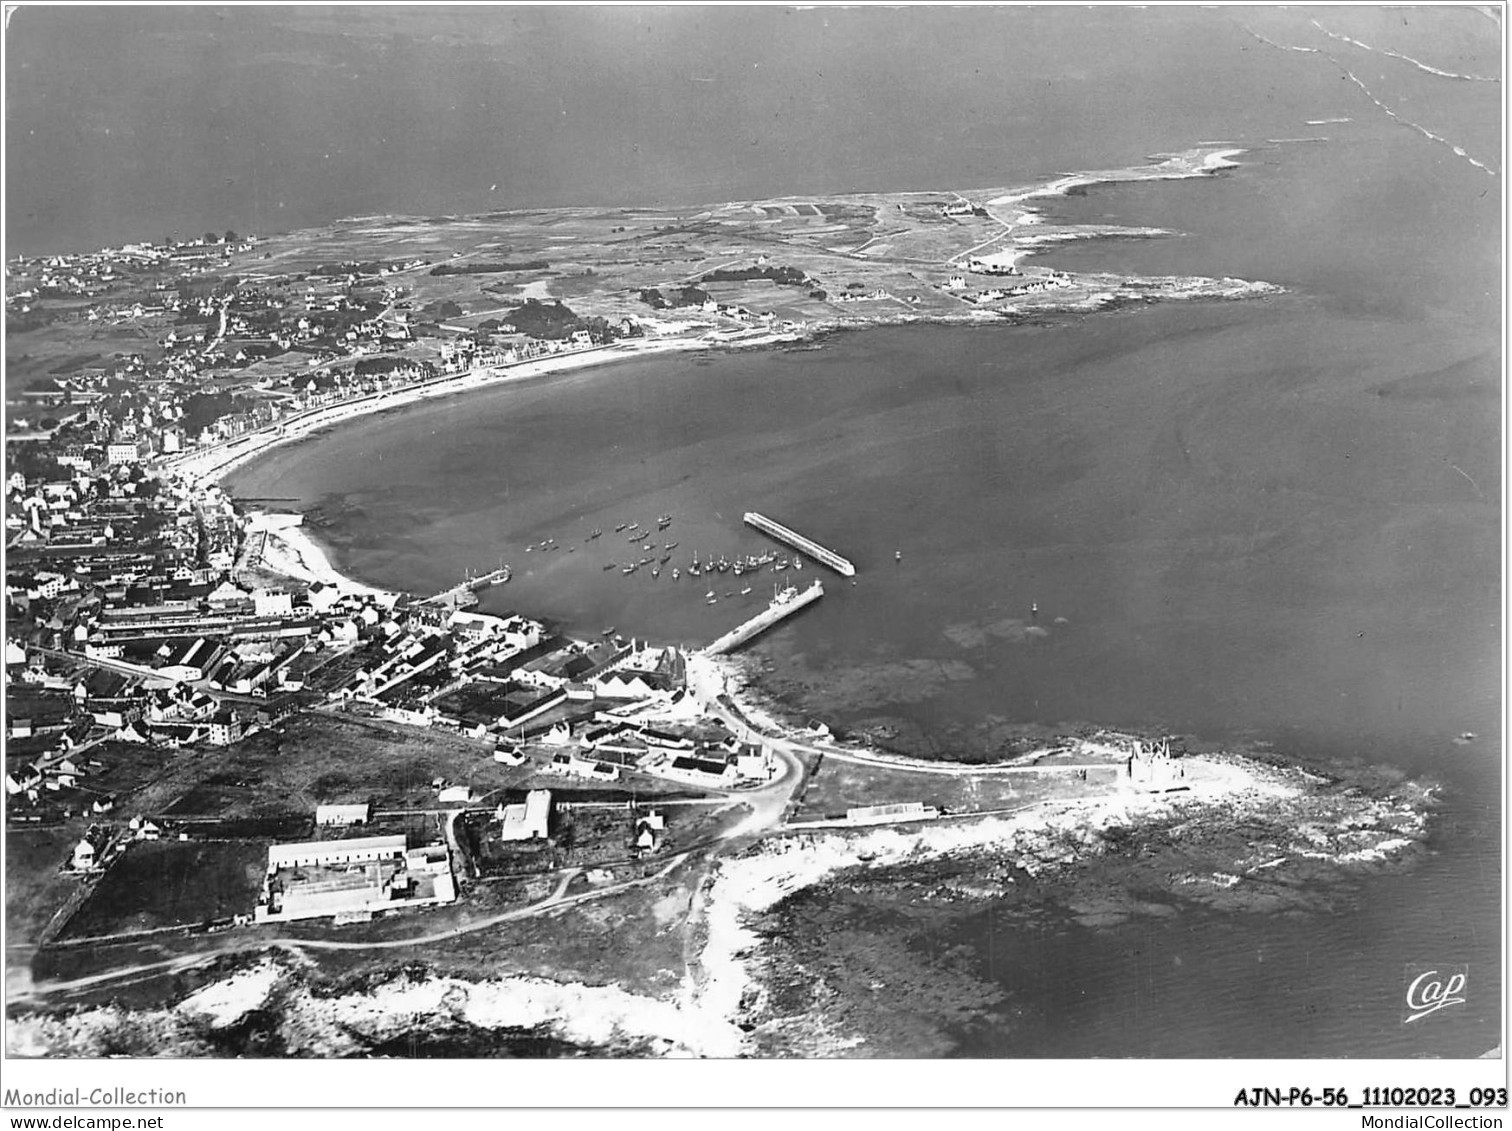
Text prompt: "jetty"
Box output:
[[743, 512, 856, 577], [703, 581, 824, 655], [423, 564, 511, 610]]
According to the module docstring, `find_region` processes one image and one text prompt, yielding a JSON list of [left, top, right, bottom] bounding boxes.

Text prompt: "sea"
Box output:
[[24, 5, 1500, 1058]]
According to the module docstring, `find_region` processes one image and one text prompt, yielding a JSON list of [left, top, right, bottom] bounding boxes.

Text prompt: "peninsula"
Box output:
[[9, 144, 1432, 1063]]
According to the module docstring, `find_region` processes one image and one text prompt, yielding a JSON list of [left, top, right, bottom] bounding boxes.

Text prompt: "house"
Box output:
[[253, 589, 293, 618], [634, 810, 666, 852], [545, 753, 620, 782], [437, 785, 473, 805], [316, 802, 371, 827], [492, 743, 527, 766], [496, 789, 551, 841], [662, 754, 738, 787], [71, 838, 97, 871]]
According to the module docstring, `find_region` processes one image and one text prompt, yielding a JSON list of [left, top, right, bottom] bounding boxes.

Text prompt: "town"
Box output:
[[5, 152, 1279, 1029]]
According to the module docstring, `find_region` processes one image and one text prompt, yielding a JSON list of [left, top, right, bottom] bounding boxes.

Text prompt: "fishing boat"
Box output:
[[664, 542, 678, 550], [660, 553, 672, 564], [614, 523, 628, 533], [651, 567, 661, 578], [622, 564, 638, 574], [586, 530, 602, 541], [602, 627, 616, 636], [602, 562, 617, 571], [706, 596, 718, 605], [671, 568, 680, 580], [740, 586, 752, 595], [706, 590, 716, 599]]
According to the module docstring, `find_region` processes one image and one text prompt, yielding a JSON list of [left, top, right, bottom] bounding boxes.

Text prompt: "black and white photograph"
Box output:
[[0, 1, 1503, 1119]]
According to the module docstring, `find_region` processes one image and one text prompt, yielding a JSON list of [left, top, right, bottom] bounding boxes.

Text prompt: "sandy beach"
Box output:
[[169, 329, 797, 490]]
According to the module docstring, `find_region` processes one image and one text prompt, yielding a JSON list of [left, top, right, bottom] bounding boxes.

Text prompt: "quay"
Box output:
[[703, 581, 824, 655], [743, 512, 856, 577], [423, 563, 510, 610]]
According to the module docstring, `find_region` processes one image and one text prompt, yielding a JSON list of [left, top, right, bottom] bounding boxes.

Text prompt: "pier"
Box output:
[[423, 564, 510, 610], [703, 581, 824, 655], [743, 513, 856, 577]]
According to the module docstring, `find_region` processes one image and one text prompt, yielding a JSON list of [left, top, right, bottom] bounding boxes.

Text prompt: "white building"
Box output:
[[316, 802, 371, 827], [496, 789, 551, 841], [253, 589, 293, 618]]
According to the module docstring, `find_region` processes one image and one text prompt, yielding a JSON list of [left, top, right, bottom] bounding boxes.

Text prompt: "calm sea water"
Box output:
[[210, 8, 1500, 1057]]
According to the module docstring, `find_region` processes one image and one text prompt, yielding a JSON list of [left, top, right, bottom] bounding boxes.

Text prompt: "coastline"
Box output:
[[171, 331, 792, 490], [689, 743, 1433, 1055]]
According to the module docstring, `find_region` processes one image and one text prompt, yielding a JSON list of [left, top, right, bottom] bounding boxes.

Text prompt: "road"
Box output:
[[16, 855, 687, 1001], [18, 657, 1062, 1005]]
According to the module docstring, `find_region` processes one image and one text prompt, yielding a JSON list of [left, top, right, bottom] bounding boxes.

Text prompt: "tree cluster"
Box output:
[[699, 264, 810, 287], [427, 260, 550, 277]]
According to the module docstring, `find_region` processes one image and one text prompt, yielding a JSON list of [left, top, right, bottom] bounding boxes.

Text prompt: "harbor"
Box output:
[[422, 563, 512, 610], [703, 580, 824, 655], [743, 512, 856, 577]]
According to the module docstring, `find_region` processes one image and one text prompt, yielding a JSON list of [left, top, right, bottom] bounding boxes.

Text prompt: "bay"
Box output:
[[209, 7, 1500, 1058]]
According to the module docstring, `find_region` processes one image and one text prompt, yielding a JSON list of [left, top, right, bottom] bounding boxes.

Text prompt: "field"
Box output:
[[125, 711, 501, 819], [4, 826, 89, 949], [457, 799, 744, 878], [55, 839, 268, 941], [795, 753, 1122, 820]]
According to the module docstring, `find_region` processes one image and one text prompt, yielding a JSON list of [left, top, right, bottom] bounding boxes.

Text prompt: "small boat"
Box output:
[[664, 542, 678, 550], [640, 556, 654, 565], [706, 590, 716, 599], [586, 530, 602, 541], [622, 564, 638, 574], [671, 568, 680, 580], [651, 567, 661, 578], [614, 523, 628, 533], [895, 550, 902, 562], [525, 546, 533, 552], [660, 553, 671, 564], [602, 626, 616, 636], [706, 596, 718, 605], [793, 556, 803, 570], [688, 564, 701, 577], [627, 531, 644, 541], [773, 561, 788, 572], [602, 562, 617, 571], [740, 586, 752, 595], [726, 591, 736, 598]]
